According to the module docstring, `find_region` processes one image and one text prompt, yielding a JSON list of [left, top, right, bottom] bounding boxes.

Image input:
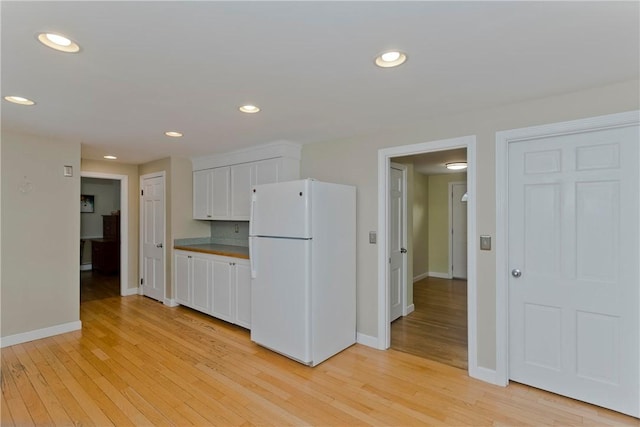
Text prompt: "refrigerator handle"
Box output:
[[249, 236, 257, 279]]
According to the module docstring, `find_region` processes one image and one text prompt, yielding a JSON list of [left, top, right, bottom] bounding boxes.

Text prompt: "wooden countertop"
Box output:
[[173, 243, 249, 259]]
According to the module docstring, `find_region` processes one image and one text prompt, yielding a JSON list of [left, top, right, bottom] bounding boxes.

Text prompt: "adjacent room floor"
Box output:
[[391, 276, 468, 370], [80, 270, 120, 303]]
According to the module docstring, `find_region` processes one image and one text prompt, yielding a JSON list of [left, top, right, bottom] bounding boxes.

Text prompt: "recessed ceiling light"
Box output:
[[37, 32, 80, 53], [165, 131, 183, 138], [239, 105, 260, 114], [446, 162, 467, 170], [104, 155, 117, 160], [375, 50, 407, 68], [4, 95, 35, 106]]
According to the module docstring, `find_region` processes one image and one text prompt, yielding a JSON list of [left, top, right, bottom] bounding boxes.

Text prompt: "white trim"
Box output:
[[80, 171, 129, 296], [356, 332, 379, 349], [405, 304, 415, 315], [413, 272, 429, 282], [470, 367, 500, 385], [428, 271, 451, 279], [378, 135, 479, 377], [495, 110, 640, 387], [139, 172, 167, 302], [122, 287, 140, 297], [164, 298, 179, 307], [1, 321, 82, 348]]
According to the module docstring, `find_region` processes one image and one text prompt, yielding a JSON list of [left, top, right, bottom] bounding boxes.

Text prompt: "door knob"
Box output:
[[511, 269, 522, 278], [156, 243, 163, 248], [400, 248, 407, 254]]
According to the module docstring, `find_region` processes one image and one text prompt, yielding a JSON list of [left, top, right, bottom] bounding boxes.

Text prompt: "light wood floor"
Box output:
[[2, 296, 638, 426], [391, 277, 467, 370]]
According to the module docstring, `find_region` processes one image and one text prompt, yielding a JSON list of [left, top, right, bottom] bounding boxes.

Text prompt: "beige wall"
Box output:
[[81, 159, 140, 293], [412, 171, 429, 279], [2, 131, 81, 337], [300, 79, 639, 370], [427, 173, 467, 275]]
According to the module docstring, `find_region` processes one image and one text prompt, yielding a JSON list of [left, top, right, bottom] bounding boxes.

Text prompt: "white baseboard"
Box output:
[[164, 298, 178, 307], [1, 320, 82, 348], [428, 271, 451, 279], [356, 332, 378, 349], [122, 287, 140, 296], [413, 272, 429, 282], [80, 263, 92, 271], [404, 304, 415, 315], [469, 366, 501, 385]]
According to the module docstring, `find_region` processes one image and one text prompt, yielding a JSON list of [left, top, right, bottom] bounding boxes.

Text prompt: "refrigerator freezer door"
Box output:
[[250, 237, 311, 364], [250, 179, 311, 239]]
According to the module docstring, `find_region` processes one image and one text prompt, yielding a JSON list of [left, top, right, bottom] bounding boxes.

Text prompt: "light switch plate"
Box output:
[[480, 235, 491, 250], [63, 165, 73, 177], [369, 231, 377, 244]]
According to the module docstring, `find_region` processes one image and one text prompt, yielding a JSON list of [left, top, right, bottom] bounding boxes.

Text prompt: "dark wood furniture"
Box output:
[[91, 215, 120, 274]]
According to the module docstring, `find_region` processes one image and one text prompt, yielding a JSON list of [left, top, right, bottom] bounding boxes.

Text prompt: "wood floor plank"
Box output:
[[3, 292, 639, 426], [4, 345, 53, 426]]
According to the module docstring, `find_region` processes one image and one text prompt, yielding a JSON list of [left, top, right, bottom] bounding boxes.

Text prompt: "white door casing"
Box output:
[[496, 111, 639, 417], [377, 136, 479, 380], [140, 173, 165, 302], [389, 163, 407, 322], [450, 182, 468, 279]]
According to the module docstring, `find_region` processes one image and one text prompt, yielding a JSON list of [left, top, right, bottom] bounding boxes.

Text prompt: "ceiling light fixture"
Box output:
[[4, 95, 35, 106], [375, 50, 407, 68], [37, 32, 80, 53], [239, 105, 260, 114], [104, 155, 117, 160], [165, 131, 183, 138], [446, 162, 468, 170]]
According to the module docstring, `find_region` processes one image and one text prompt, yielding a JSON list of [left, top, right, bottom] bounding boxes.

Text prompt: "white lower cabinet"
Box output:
[[174, 250, 251, 329]]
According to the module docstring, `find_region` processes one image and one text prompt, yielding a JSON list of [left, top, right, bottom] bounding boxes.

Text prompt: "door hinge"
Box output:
[[140, 278, 144, 285], [141, 189, 144, 196], [389, 257, 391, 264]]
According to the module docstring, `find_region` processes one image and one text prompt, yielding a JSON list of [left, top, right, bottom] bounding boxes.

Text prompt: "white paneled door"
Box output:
[[141, 174, 165, 301], [389, 164, 406, 322], [508, 125, 639, 416]]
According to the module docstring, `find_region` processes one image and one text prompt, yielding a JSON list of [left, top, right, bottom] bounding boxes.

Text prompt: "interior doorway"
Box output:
[[80, 171, 129, 299], [389, 149, 469, 369], [377, 135, 480, 378]]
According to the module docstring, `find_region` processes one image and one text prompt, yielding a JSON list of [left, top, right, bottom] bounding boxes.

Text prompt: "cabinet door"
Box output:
[[234, 260, 251, 329], [230, 163, 253, 220], [211, 167, 230, 219], [254, 158, 280, 185], [174, 251, 192, 306], [211, 257, 234, 322], [192, 254, 212, 314], [193, 170, 212, 219]]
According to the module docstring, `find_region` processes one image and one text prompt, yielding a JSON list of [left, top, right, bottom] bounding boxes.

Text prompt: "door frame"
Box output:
[[80, 171, 129, 296], [449, 181, 467, 279], [377, 135, 479, 377], [139, 171, 167, 302], [389, 162, 410, 318], [495, 110, 640, 386]]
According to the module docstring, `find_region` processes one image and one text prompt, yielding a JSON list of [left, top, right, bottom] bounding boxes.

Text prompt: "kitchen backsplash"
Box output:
[[210, 221, 249, 247]]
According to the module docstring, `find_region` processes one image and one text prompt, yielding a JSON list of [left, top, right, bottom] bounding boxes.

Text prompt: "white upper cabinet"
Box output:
[[193, 141, 300, 220]]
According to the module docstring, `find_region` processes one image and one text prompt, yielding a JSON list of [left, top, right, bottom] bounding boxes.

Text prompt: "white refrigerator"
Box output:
[[249, 179, 356, 366]]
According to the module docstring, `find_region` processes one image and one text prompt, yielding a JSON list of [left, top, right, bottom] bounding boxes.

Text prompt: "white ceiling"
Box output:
[[2, 1, 638, 165]]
